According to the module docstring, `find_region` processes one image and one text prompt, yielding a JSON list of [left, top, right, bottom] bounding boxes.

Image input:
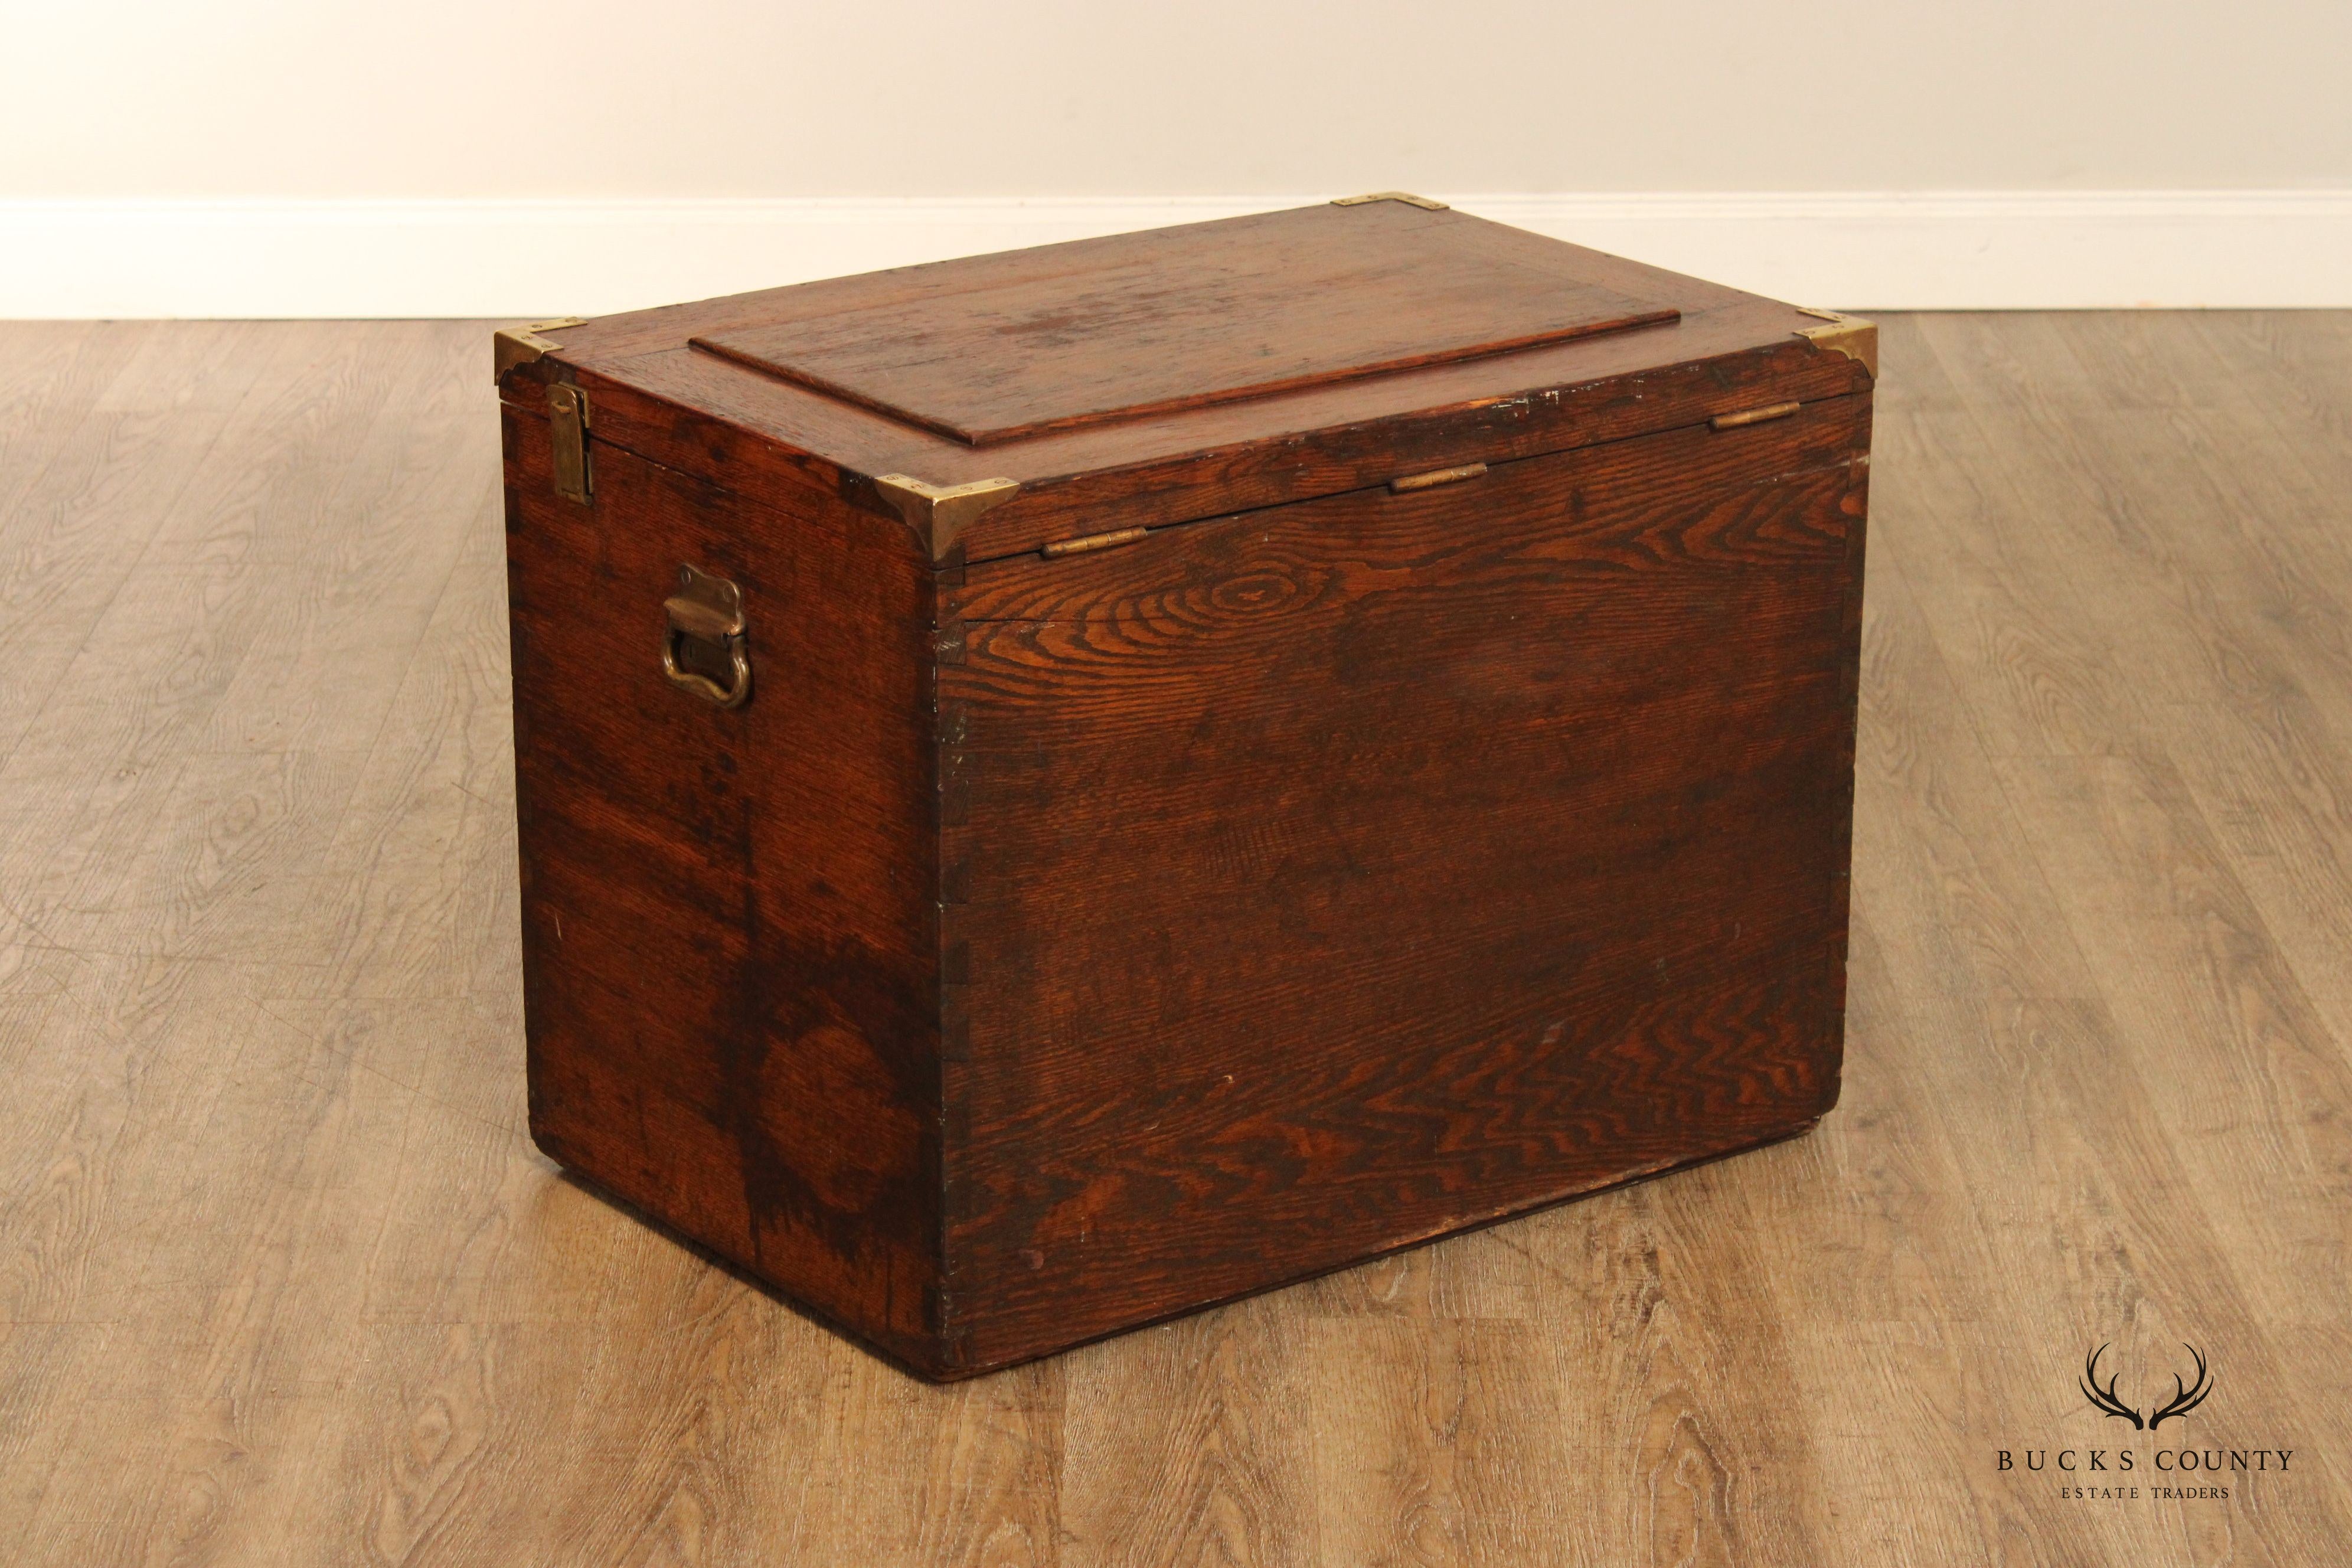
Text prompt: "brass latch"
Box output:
[[662, 564, 751, 708], [548, 384, 592, 505]]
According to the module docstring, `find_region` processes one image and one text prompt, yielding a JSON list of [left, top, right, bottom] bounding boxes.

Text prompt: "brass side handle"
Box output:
[[662, 564, 751, 708]]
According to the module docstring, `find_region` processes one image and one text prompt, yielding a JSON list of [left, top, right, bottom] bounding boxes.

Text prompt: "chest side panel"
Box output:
[[504, 410, 940, 1361], [936, 396, 1871, 1369]]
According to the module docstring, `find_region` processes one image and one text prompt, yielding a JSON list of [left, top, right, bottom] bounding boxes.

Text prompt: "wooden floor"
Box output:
[[2, 314, 2349, 1567]]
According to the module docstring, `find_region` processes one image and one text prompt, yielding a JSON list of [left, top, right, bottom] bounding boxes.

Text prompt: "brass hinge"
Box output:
[[1792, 308, 1879, 381], [548, 383, 592, 505], [1710, 401, 1802, 431], [873, 473, 1022, 564], [1332, 191, 1450, 211], [1041, 526, 1146, 558], [492, 317, 587, 384], [1389, 461, 1487, 494]]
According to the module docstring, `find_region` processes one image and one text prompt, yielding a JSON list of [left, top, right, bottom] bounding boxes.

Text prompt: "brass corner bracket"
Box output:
[[492, 318, 589, 384], [1331, 191, 1450, 211], [1792, 308, 1879, 381], [873, 474, 1022, 563]]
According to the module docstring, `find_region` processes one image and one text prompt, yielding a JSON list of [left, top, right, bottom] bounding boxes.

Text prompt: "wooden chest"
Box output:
[[496, 195, 1874, 1379]]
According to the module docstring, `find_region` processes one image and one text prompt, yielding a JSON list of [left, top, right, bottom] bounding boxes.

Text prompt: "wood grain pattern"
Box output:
[[7, 315, 2352, 1566], [933, 400, 1868, 1368]]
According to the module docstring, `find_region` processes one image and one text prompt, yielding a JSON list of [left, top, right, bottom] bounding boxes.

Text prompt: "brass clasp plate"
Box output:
[[548, 383, 592, 505]]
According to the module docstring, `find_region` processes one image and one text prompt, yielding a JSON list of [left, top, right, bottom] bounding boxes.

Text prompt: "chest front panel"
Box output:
[[933, 397, 1870, 1366]]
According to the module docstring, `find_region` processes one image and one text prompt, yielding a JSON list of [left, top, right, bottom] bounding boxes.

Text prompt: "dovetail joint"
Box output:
[[939, 980, 971, 1061], [937, 684, 971, 829]]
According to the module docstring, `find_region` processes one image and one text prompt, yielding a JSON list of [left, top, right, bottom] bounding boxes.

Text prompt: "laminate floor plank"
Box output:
[[0, 323, 423, 955], [0, 323, 152, 531], [0, 959, 263, 1328], [1870, 402, 2159, 759], [515, 1222, 841, 1568], [283, 479, 514, 1008], [2054, 315, 2352, 1068], [2, 315, 2349, 1566], [1913, 314, 2352, 734], [1900, 313, 2352, 1185], [15, 987, 414, 1567], [1841, 552, 2184, 1567], [1057, 1302, 1322, 1568], [1851, 550, 2346, 1564], [0, 322, 281, 766]]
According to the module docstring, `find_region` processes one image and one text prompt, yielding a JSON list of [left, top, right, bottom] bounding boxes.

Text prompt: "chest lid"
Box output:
[[504, 197, 1874, 566], [687, 213, 1678, 446]]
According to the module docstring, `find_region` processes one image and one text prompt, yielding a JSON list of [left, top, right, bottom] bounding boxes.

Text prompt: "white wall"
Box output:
[[3, 0, 2348, 313]]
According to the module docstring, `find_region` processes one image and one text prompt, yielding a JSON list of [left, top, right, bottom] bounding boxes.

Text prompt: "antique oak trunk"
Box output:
[[496, 195, 1874, 1379]]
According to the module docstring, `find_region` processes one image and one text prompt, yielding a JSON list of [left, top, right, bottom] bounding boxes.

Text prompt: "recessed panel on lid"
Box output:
[[688, 207, 1681, 446]]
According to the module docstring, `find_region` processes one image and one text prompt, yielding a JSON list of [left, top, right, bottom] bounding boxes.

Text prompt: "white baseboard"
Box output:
[[3, 191, 2346, 318]]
